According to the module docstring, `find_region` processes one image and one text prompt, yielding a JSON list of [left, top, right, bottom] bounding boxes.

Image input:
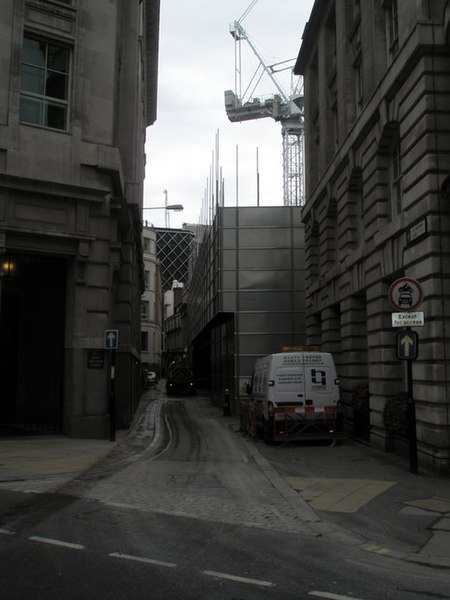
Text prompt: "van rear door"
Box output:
[[303, 357, 338, 409], [272, 363, 305, 406]]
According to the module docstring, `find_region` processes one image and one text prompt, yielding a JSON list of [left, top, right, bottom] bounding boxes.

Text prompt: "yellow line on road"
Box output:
[[272, 506, 286, 522]]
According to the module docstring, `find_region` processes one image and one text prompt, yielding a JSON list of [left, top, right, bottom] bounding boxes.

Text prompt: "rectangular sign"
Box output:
[[87, 350, 105, 369], [391, 311, 424, 327], [406, 218, 427, 245], [104, 329, 119, 349], [396, 331, 419, 360]]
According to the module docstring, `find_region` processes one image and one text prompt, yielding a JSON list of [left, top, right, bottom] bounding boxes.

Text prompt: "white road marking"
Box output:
[[202, 570, 274, 587], [0, 528, 15, 535], [29, 536, 84, 550], [309, 592, 365, 600], [109, 552, 177, 568]]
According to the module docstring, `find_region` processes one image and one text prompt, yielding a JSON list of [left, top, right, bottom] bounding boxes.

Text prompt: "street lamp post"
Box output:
[[142, 205, 184, 211], [143, 202, 183, 229]]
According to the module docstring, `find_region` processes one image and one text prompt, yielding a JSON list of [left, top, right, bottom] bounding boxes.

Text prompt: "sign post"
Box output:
[[104, 329, 119, 442], [389, 277, 424, 474]]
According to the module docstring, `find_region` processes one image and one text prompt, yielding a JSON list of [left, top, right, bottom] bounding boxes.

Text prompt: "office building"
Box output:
[[0, 0, 160, 437], [295, 0, 450, 471]]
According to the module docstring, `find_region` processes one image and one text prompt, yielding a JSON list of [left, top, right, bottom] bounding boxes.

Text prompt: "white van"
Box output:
[[245, 352, 342, 442]]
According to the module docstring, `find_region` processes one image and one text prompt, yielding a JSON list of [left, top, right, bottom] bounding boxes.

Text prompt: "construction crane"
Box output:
[[224, 2, 304, 206]]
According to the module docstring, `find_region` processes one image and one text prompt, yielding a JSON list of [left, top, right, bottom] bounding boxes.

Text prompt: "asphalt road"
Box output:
[[1, 393, 449, 599]]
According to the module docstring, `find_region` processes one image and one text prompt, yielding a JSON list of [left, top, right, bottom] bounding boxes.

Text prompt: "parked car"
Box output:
[[146, 371, 157, 386]]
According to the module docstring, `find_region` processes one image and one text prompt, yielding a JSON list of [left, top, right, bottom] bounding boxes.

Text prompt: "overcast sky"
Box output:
[[143, 0, 315, 228]]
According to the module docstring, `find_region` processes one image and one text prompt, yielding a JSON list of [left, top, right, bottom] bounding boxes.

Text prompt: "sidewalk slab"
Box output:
[[285, 476, 396, 513], [0, 435, 120, 493]]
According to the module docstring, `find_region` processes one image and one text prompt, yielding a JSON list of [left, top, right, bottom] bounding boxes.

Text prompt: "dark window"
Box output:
[[20, 36, 70, 130], [141, 332, 148, 352], [391, 139, 402, 217]]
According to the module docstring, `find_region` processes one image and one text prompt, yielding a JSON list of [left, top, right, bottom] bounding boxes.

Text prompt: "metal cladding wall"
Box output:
[[188, 206, 306, 411]]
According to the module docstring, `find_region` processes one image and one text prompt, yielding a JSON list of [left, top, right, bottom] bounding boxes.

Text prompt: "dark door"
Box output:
[[0, 256, 66, 434]]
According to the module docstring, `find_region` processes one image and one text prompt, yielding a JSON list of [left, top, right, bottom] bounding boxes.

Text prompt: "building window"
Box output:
[[349, 13, 363, 113], [141, 332, 148, 352], [390, 139, 402, 217], [144, 270, 150, 290], [20, 36, 70, 130], [384, 0, 399, 57], [141, 301, 149, 320]]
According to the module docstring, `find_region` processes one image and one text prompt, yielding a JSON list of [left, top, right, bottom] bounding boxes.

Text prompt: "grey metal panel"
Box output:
[[238, 270, 292, 290], [237, 207, 292, 227], [222, 208, 237, 227], [294, 312, 306, 331], [293, 250, 306, 269], [239, 333, 292, 355], [238, 228, 291, 248], [239, 248, 292, 269], [294, 292, 306, 310], [239, 312, 292, 332], [222, 271, 236, 290], [222, 228, 237, 249], [222, 250, 236, 269], [293, 227, 305, 246], [293, 271, 307, 290], [239, 291, 291, 311], [222, 292, 236, 311], [239, 355, 260, 374]]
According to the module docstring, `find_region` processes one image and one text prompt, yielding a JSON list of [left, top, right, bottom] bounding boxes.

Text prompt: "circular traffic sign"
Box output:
[[388, 277, 424, 311]]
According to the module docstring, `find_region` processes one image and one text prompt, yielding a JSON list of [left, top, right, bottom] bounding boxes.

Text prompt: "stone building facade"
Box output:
[[295, 0, 450, 472], [0, 0, 160, 437], [141, 225, 161, 376]]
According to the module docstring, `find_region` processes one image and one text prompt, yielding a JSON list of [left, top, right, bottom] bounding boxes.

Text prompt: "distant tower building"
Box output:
[[156, 227, 195, 292], [141, 225, 162, 375]]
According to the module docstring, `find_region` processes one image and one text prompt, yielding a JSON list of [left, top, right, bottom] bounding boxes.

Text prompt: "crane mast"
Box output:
[[224, 13, 305, 206]]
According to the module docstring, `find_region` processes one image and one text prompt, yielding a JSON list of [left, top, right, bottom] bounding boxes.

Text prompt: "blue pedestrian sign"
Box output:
[[396, 331, 418, 360], [104, 329, 119, 350]]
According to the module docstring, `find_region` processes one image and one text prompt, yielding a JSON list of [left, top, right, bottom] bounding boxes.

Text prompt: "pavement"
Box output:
[[0, 386, 449, 570]]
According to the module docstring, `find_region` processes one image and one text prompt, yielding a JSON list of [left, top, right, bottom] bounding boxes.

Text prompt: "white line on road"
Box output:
[[109, 552, 177, 568], [202, 570, 275, 587], [29, 536, 85, 550], [309, 592, 365, 600], [0, 528, 15, 535]]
